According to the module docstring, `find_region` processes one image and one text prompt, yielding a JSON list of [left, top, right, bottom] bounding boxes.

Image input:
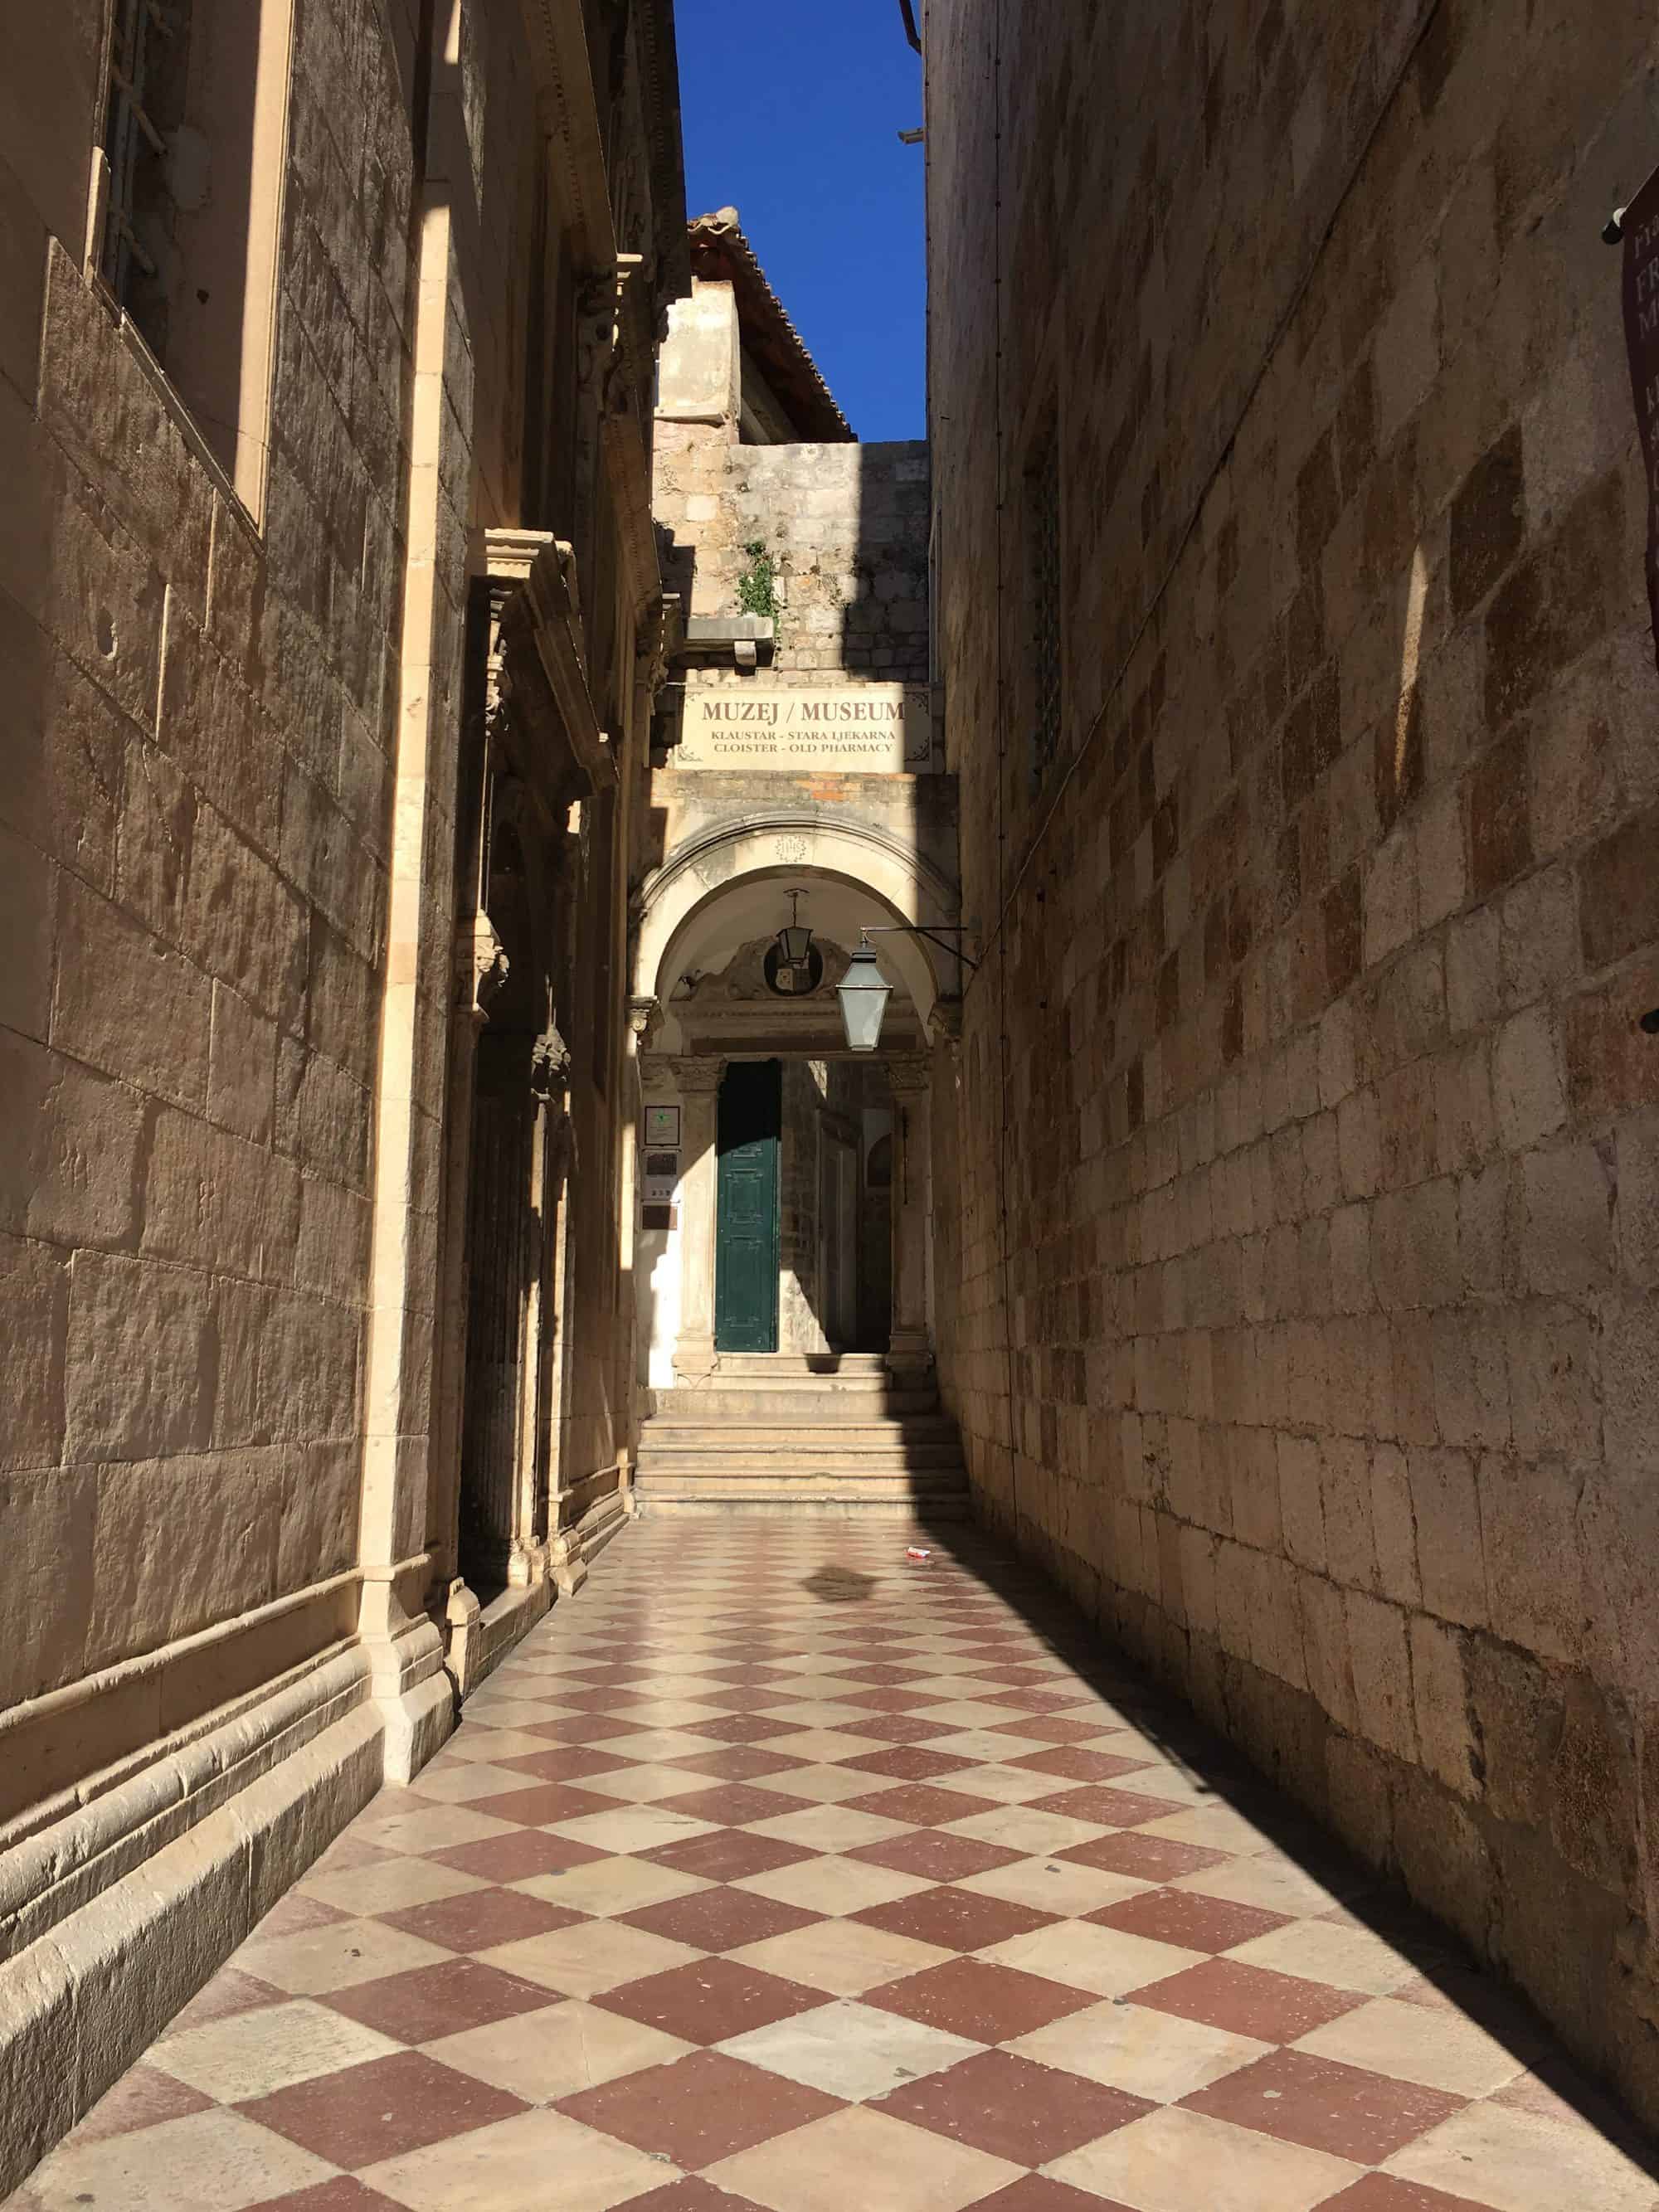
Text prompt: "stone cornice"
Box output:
[[634, 0, 691, 302], [518, 0, 616, 273]]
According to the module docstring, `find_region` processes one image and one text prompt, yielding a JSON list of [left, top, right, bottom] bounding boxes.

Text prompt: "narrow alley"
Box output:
[[7, 0, 1659, 2199], [10, 1519, 1656, 2212]]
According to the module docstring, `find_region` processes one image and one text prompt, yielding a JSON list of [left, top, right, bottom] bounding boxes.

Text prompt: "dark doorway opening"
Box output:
[[716, 1058, 782, 1352]]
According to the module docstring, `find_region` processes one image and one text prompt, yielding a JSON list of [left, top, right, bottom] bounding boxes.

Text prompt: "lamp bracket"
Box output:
[[859, 922, 982, 974]]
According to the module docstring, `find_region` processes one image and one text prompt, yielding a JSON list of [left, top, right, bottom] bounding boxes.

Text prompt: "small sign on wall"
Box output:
[[644, 1105, 681, 1147], [642, 1150, 679, 1203]]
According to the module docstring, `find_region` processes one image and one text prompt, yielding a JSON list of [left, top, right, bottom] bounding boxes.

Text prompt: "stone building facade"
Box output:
[[633, 216, 959, 1429], [0, 0, 686, 2174], [926, 0, 1659, 2126]]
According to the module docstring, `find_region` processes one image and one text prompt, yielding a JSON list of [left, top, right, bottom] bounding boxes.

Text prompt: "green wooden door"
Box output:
[[716, 1060, 781, 1353]]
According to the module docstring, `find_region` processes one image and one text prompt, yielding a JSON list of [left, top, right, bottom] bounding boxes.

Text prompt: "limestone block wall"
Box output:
[[0, 0, 422, 1752], [927, 0, 1659, 2122], [654, 429, 930, 681], [0, 0, 689, 2170]]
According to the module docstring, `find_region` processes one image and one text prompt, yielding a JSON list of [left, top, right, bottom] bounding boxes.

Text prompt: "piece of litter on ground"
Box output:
[[905, 1547, 932, 1561]]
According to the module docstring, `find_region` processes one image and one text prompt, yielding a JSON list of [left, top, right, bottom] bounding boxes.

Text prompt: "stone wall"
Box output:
[[654, 427, 930, 680], [0, 0, 684, 2172], [927, 0, 1659, 2122], [2, 0, 420, 1749]]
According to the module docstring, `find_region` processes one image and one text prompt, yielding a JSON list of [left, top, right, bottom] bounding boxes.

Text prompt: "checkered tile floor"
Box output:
[[11, 1519, 1658, 2211]]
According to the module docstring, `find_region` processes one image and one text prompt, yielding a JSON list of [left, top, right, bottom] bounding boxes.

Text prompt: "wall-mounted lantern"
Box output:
[[836, 936, 894, 1053], [837, 921, 982, 1053], [766, 890, 824, 997], [776, 889, 814, 967]]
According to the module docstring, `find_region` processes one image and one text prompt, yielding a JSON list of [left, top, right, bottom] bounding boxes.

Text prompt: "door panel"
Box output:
[[716, 1060, 781, 1353]]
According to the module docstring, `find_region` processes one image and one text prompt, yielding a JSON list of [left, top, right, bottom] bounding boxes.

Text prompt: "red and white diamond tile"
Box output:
[[9, 1519, 1658, 2212]]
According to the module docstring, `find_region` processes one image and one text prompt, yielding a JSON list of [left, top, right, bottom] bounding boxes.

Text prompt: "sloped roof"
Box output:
[[688, 209, 855, 443]]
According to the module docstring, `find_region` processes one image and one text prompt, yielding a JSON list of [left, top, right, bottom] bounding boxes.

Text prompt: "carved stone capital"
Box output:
[[669, 1055, 726, 1096], [530, 1023, 573, 1103], [626, 994, 664, 1046], [927, 999, 965, 1047], [885, 1053, 933, 1097]]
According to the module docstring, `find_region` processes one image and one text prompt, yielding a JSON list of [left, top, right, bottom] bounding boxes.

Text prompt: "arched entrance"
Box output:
[[630, 818, 961, 1396]]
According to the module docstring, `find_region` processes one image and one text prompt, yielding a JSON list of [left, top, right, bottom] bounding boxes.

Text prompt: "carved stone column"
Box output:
[[886, 1053, 935, 1381], [459, 1028, 537, 1587], [430, 907, 508, 1665], [529, 1025, 582, 1597], [672, 1057, 725, 1381]]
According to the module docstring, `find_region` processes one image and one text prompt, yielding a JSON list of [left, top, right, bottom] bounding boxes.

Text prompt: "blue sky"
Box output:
[[674, 2, 927, 443]]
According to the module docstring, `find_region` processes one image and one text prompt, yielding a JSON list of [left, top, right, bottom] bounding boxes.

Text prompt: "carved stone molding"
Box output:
[[484, 528, 615, 805], [518, 0, 618, 273]]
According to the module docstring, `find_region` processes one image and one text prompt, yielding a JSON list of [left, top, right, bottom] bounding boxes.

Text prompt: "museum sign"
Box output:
[[675, 685, 938, 773]]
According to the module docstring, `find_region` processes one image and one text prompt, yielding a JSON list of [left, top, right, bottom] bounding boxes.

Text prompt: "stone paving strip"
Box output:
[[8, 1519, 1658, 2212]]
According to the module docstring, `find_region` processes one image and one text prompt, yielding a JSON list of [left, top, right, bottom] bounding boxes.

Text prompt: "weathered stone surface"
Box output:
[[64, 1251, 220, 1465], [928, 0, 1659, 2126], [0, 1233, 71, 1478], [2, 0, 682, 2177]]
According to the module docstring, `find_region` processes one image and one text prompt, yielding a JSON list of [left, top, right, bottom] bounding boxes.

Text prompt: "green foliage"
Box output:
[[737, 539, 780, 622]]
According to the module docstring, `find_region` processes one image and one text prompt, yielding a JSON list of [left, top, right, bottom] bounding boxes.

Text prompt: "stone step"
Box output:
[[640, 1419, 961, 1447], [635, 1468, 971, 1517], [641, 1441, 973, 1477], [658, 1373, 926, 1396], [651, 1386, 939, 1422], [710, 1353, 893, 1377], [640, 1496, 973, 1519], [635, 1373, 970, 1519]]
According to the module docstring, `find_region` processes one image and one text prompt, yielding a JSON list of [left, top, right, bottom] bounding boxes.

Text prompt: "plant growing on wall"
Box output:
[[737, 539, 780, 622]]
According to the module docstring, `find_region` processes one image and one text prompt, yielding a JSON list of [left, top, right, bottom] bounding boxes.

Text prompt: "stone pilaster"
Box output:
[[671, 1056, 725, 1380], [886, 1053, 935, 1381]]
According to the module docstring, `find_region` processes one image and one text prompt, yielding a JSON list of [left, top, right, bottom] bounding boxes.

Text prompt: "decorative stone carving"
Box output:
[[530, 1023, 573, 1103], [577, 266, 622, 387], [885, 1053, 933, 1096], [627, 994, 664, 1044], [483, 529, 614, 805], [458, 912, 509, 1016], [669, 1054, 727, 1093]]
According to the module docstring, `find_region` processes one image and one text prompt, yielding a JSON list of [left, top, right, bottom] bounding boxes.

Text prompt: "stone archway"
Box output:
[[632, 812, 965, 1049], [629, 815, 961, 1393]]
